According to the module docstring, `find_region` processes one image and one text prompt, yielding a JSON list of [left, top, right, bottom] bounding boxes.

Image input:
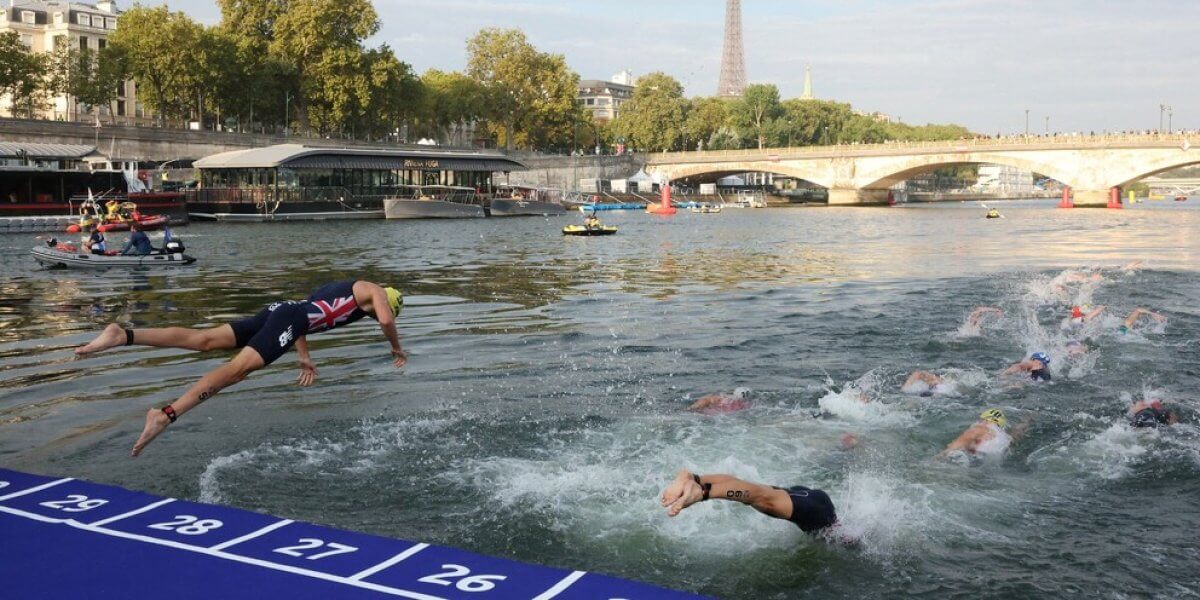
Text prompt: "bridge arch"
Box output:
[[649, 163, 835, 189], [853, 152, 1077, 190], [1106, 156, 1200, 188]]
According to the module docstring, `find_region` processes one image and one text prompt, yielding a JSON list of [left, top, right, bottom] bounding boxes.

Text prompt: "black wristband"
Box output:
[[693, 474, 712, 501], [125, 328, 135, 346], [161, 405, 177, 423]]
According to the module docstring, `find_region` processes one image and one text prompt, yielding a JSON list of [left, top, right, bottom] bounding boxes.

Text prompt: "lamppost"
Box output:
[[284, 91, 292, 137], [1044, 116, 1049, 136], [787, 118, 793, 147], [1167, 106, 1174, 133], [1159, 103, 1167, 132], [1024, 108, 1030, 137]]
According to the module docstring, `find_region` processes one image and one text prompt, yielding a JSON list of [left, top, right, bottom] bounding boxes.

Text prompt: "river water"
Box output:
[[1, 200, 1198, 598]]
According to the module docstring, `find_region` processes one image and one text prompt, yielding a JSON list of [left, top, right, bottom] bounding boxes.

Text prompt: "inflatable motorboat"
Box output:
[[562, 225, 618, 236], [31, 244, 196, 269]]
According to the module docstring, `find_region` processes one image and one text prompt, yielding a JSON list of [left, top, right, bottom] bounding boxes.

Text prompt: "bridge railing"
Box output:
[[648, 133, 1197, 163]]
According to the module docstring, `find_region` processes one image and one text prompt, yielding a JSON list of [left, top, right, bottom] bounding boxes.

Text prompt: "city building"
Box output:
[[975, 164, 1035, 194], [577, 72, 635, 122], [0, 1, 149, 124]]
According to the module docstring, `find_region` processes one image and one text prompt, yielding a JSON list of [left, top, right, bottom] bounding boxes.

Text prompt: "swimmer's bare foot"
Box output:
[[77, 323, 126, 356], [662, 470, 705, 517], [131, 407, 170, 457]]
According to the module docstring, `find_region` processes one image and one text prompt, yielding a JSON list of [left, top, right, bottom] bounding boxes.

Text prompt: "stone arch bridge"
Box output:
[[645, 135, 1198, 206]]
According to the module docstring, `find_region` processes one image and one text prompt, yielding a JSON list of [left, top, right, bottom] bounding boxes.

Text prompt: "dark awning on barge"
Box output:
[[0, 143, 96, 160], [195, 144, 526, 172]]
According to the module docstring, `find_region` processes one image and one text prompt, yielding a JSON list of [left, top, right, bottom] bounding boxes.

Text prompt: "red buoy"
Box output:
[[65, 224, 81, 233], [647, 182, 677, 215]]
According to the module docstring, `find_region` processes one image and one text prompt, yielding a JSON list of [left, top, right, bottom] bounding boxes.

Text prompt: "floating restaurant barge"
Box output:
[[188, 144, 529, 221]]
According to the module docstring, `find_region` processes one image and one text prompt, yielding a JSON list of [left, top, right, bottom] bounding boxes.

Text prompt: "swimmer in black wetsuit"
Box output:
[[75, 280, 407, 456], [661, 469, 839, 536], [1003, 352, 1052, 382]]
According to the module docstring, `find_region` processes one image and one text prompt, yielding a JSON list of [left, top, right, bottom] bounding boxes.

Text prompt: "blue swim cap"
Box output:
[[1031, 352, 1050, 366]]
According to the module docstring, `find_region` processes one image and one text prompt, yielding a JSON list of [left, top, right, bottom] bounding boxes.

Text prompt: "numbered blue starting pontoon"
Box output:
[[0, 468, 704, 599]]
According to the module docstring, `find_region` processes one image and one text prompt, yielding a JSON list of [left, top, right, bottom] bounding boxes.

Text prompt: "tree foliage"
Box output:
[[0, 31, 49, 118], [49, 42, 128, 121], [731, 84, 783, 150], [466, 28, 581, 151], [611, 72, 687, 152]]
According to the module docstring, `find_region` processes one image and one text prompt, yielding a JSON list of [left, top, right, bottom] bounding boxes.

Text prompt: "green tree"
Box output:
[[685, 97, 732, 151], [49, 42, 128, 122], [611, 72, 687, 152], [466, 28, 580, 151], [422, 69, 487, 145], [110, 6, 204, 124], [0, 31, 49, 119], [731, 84, 783, 149]]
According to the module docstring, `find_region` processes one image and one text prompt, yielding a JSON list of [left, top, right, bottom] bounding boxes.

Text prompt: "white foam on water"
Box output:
[[826, 471, 935, 557], [198, 416, 461, 502]]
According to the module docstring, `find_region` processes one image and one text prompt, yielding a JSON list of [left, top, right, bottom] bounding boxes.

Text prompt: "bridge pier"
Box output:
[[827, 188, 891, 206], [1072, 189, 1116, 208]]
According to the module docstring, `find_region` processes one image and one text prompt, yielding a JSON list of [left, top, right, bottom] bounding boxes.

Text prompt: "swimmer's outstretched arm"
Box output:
[[1083, 305, 1106, 321], [131, 347, 266, 457], [936, 427, 983, 458], [662, 470, 791, 520], [1002, 361, 1031, 375], [295, 336, 317, 387], [967, 307, 1002, 326], [1124, 308, 1166, 327], [687, 395, 723, 411], [368, 285, 407, 368]]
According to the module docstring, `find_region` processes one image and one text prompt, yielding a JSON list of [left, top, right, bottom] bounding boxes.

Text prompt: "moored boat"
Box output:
[[490, 186, 567, 216], [384, 186, 486, 219], [31, 245, 196, 269]]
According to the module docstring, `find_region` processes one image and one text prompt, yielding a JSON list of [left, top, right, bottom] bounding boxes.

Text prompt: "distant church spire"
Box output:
[[801, 66, 814, 100]]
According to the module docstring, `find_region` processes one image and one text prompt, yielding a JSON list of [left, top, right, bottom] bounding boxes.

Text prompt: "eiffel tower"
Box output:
[[717, 0, 747, 97]]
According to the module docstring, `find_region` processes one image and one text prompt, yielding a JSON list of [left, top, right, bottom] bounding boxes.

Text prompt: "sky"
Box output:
[[167, 0, 1198, 135]]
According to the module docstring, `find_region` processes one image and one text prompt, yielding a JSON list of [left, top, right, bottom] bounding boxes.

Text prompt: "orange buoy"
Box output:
[[66, 224, 81, 233]]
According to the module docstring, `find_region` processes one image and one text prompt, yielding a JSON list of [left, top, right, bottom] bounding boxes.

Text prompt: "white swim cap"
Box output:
[[732, 387, 751, 400]]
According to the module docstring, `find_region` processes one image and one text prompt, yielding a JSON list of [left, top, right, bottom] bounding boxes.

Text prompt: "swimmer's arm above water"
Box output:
[[661, 470, 792, 519], [936, 427, 984, 458], [295, 336, 317, 387], [368, 285, 407, 368]]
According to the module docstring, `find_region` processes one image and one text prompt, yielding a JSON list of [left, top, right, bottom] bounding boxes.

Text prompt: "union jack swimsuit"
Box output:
[[305, 281, 369, 334]]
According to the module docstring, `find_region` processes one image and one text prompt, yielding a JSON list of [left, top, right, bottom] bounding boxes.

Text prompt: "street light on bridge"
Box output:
[[1024, 109, 1030, 138], [1045, 116, 1049, 136]]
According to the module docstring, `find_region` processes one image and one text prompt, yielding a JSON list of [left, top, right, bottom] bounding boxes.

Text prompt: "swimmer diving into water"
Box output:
[[661, 469, 839, 535], [75, 280, 407, 456]]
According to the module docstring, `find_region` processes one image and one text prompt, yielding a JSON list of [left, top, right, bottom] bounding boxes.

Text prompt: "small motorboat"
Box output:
[[32, 244, 196, 269], [562, 225, 618, 236], [1175, 195, 1188, 202], [985, 209, 1002, 219]]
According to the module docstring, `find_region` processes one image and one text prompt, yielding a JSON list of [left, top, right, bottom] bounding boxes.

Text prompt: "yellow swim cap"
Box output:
[[385, 287, 403, 316], [980, 409, 1007, 428]]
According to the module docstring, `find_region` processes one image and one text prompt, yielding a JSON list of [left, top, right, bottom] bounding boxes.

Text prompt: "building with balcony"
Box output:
[[0, 1, 150, 124], [577, 71, 635, 123]]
